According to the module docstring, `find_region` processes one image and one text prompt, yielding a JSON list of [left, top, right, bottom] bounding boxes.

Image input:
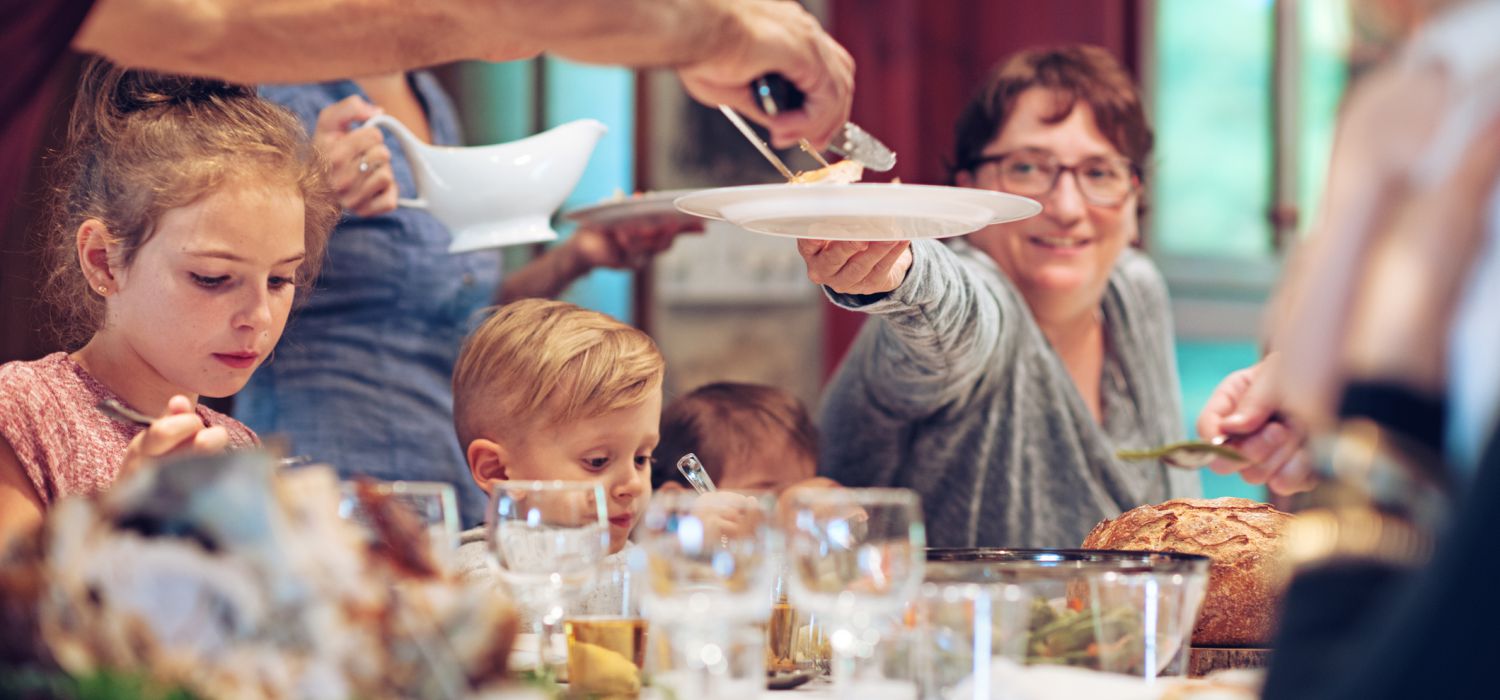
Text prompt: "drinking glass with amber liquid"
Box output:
[[565, 560, 649, 699], [767, 570, 831, 676], [487, 481, 609, 678]]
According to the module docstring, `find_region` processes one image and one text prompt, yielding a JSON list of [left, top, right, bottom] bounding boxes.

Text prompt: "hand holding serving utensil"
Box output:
[[751, 74, 896, 172]]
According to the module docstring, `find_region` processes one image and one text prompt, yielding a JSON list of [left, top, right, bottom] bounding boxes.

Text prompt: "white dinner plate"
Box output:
[[673, 183, 1041, 240], [564, 189, 700, 228]]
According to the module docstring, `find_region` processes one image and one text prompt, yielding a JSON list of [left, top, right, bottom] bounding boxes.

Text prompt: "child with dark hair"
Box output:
[[655, 382, 836, 494]]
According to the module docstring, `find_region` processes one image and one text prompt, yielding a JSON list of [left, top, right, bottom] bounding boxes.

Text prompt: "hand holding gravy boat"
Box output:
[[365, 114, 606, 253]]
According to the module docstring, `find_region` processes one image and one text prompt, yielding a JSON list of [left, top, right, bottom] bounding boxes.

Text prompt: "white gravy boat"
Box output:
[[366, 114, 606, 253]]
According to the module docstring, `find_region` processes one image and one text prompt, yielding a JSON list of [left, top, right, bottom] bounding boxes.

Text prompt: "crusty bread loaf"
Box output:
[[1082, 497, 1293, 647]]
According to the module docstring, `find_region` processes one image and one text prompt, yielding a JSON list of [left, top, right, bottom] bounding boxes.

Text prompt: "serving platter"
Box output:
[[673, 183, 1041, 240], [564, 190, 700, 229]]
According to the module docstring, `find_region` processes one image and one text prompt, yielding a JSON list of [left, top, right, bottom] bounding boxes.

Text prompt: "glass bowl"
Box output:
[[923, 548, 1209, 681]]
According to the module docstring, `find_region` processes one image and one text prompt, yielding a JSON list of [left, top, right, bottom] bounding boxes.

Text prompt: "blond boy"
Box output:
[[451, 299, 664, 588]]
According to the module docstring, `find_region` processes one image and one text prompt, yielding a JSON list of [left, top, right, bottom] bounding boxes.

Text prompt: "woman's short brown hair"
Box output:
[[45, 58, 339, 348], [947, 44, 1153, 187]]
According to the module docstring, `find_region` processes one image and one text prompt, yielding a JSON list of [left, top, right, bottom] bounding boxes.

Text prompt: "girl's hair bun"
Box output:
[[108, 70, 252, 113]]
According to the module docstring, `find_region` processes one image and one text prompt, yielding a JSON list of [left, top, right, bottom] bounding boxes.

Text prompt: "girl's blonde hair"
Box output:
[[453, 299, 666, 449], [44, 58, 340, 348]]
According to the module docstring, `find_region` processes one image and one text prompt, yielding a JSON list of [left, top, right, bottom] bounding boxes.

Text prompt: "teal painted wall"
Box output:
[[454, 58, 637, 323], [1175, 340, 1267, 501], [455, 60, 537, 146], [544, 58, 636, 323]]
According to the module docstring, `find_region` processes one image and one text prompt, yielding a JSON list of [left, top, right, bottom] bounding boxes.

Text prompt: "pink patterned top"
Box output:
[[0, 352, 259, 507]]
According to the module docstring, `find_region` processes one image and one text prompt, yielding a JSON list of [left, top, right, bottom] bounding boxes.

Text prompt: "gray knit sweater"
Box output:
[[819, 239, 1200, 549]]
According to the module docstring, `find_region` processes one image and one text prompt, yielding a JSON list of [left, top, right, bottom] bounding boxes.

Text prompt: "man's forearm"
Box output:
[[497, 243, 590, 306], [497, 0, 741, 68], [74, 0, 528, 83], [74, 0, 741, 85]]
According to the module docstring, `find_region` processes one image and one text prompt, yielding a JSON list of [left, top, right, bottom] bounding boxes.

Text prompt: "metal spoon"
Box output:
[[1116, 436, 1247, 469], [679, 453, 865, 550], [98, 398, 313, 468], [676, 452, 718, 493], [97, 398, 154, 426]]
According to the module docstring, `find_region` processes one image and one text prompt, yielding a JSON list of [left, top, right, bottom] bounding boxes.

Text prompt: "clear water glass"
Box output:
[[338, 479, 461, 567], [784, 488, 926, 699], [633, 490, 779, 696], [486, 480, 609, 676]]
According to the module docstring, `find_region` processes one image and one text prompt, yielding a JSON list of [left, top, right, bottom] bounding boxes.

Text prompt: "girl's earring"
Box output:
[[97, 285, 108, 294]]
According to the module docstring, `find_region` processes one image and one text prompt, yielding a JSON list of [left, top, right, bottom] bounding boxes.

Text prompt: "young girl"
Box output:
[[0, 60, 339, 545]]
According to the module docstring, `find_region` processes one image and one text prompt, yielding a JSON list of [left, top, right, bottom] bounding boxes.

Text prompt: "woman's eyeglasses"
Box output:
[[965, 147, 1138, 206]]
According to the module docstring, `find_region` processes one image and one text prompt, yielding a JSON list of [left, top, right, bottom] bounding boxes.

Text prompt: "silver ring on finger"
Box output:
[[358, 156, 370, 174]]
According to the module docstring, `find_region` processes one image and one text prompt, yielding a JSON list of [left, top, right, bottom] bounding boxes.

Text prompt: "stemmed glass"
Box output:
[[338, 479, 462, 568], [486, 480, 609, 676], [783, 488, 926, 698], [634, 490, 780, 697]]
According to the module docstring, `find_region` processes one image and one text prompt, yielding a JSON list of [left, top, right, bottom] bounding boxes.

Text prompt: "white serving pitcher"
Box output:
[[366, 114, 607, 253]]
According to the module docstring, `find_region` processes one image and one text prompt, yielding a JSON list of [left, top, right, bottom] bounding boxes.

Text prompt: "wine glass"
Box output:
[[338, 479, 461, 568], [784, 488, 926, 698], [634, 490, 779, 697], [486, 480, 609, 676]]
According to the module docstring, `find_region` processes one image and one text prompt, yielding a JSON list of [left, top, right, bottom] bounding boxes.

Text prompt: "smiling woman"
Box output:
[[801, 45, 1202, 549], [0, 58, 339, 547]]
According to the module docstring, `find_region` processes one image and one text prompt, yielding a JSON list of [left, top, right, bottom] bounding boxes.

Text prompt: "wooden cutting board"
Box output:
[[1189, 646, 1272, 677]]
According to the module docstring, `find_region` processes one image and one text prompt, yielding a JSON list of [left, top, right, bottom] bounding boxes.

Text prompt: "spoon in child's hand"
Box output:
[[98, 398, 312, 468], [97, 398, 154, 427], [1116, 435, 1247, 469], [676, 453, 718, 493]]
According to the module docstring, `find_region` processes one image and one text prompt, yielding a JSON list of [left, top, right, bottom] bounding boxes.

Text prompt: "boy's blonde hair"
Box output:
[[453, 298, 665, 449]]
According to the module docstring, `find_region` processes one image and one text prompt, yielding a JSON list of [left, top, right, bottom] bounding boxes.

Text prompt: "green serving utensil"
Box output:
[[1116, 436, 1247, 469]]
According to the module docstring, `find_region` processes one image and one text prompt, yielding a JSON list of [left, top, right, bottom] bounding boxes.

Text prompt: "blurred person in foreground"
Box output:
[[1195, 0, 1500, 495], [1220, 1, 1500, 697]]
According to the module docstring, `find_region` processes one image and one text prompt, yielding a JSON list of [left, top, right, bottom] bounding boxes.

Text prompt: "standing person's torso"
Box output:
[[0, 352, 258, 506], [238, 74, 502, 526], [819, 240, 1198, 549], [1409, 0, 1500, 470]]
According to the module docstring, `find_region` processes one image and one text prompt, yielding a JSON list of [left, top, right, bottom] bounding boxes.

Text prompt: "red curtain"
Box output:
[[822, 0, 1142, 377]]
